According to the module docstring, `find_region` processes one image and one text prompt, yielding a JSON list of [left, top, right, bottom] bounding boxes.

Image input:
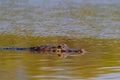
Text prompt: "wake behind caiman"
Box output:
[[0, 44, 86, 58]]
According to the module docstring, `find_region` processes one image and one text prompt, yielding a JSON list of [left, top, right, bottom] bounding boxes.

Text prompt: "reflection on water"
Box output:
[[0, 0, 120, 80]]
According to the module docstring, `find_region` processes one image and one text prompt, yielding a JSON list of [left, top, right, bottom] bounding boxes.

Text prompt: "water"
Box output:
[[0, 37, 120, 80], [0, 0, 120, 80], [0, 0, 120, 38]]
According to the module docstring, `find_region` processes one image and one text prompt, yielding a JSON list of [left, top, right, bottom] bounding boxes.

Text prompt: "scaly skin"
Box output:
[[0, 44, 86, 58], [28, 44, 85, 58]]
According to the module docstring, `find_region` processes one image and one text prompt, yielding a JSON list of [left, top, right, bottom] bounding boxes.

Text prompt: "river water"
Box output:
[[0, 0, 120, 80]]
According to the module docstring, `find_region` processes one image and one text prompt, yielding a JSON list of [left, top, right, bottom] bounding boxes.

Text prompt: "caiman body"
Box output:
[[28, 44, 85, 58], [1, 44, 85, 58]]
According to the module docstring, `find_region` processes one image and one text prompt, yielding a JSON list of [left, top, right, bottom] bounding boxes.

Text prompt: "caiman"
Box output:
[[0, 44, 86, 58]]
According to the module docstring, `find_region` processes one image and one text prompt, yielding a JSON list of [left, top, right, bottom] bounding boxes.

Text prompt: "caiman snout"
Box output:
[[78, 49, 86, 55]]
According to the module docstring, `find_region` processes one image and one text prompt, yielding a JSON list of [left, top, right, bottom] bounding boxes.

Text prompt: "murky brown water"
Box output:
[[0, 0, 120, 80], [0, 37, 120, 80]]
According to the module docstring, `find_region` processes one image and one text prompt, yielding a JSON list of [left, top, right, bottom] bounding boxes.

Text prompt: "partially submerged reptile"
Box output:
[[28, 44, 85, 58], [1, 44, 86, 58]]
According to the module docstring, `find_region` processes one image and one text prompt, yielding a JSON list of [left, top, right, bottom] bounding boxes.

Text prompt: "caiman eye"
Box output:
[[57, 45, 61, 49], [52, 50, 56, 52]]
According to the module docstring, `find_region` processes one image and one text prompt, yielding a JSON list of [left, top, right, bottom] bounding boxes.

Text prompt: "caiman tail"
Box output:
[[0, 47, 27, 51]]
